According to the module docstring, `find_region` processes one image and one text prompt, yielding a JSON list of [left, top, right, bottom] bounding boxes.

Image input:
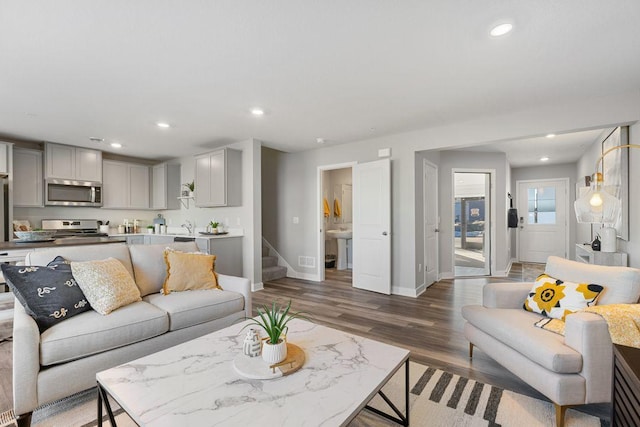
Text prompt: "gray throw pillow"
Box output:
[[1, 256, 91, 332]]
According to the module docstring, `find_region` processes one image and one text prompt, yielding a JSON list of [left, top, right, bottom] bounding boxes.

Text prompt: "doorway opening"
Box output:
[[454, 172, 491, 277], [318, 164, 355, 284]]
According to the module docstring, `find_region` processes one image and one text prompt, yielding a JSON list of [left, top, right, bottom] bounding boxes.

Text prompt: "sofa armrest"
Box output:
[[12, 300, 41, 416], [564, 312, 613, 403], [218, 274, 252, 318], [483, 282, 532, 309]]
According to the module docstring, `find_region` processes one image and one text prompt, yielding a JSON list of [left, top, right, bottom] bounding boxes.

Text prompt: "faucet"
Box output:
[[181, 220, 193, 235]]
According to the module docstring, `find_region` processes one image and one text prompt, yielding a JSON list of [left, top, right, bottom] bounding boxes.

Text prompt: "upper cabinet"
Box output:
[[102, 160, 150, 209], [151, 163, 181, 210], [45, 142, 102, 182], [194, 148, 242, 207], [0, 142, 11, 174], [13, 148, 43, 207]]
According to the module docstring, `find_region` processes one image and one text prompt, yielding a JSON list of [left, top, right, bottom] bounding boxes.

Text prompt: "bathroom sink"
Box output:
[[326, 230, 352, 239]]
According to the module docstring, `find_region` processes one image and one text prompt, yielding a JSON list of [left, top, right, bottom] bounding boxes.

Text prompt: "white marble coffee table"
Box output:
[[96, 319, 410, 426]]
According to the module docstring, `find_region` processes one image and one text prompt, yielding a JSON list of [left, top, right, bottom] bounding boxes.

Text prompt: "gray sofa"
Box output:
[[462, 256, 640, 427], [13, 241, 252, 427]]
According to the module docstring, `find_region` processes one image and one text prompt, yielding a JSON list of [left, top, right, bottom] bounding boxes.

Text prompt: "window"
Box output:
[[527, 187, 556, 224]]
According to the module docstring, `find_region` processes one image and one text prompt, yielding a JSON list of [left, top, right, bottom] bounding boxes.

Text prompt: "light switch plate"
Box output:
[[293, 217, 299, 224], [378, 148, 391, 158]]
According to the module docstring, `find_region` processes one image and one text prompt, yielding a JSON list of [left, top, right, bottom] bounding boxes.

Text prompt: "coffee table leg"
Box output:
[[97, 382, 118, 427], [364, 358, 409, 426]]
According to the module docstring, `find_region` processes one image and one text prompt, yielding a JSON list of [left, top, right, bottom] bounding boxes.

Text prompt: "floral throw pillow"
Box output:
[[523, 273, 604, 320], [1, 256, 91, 332]]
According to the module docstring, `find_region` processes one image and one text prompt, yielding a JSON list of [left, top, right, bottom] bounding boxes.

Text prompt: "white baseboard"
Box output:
[[288, 271, 321, 282], [440, 271, 454, 280], [252, 282, 264, 292], [391, 284, 424, 298]]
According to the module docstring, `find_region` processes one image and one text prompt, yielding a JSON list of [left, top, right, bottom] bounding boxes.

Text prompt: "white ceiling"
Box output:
[[1, 2, 639, 159], [452, 128, 609, 167]]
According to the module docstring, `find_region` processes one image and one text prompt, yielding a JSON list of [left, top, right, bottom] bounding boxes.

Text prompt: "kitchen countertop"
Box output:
[[108, 232, 242, 239], [0, 237, 126, 251]]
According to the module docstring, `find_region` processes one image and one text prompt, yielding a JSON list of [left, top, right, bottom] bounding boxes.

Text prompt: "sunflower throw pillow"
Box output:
[[523, 273, 604, 320]]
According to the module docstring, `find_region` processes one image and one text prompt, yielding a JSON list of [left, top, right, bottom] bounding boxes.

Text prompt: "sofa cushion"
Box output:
[[26, 244, 136, 280], [40, 301, 168, 366], [128, 242, 199, 296], [462, 305, 582, 374], [71, 258, 142, 315], [1, 256, 91, 332], [545, 256, 640, 305], [143, 290, 244, 331], [163, 249, 219, 295], [523, 273, 604, 320]]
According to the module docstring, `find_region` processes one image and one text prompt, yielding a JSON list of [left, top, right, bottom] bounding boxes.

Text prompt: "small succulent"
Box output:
[[243, 300, 310, 344], [183, 181, 195, 192]]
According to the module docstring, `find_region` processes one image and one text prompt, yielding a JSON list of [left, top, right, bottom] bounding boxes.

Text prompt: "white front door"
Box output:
[[424, 160, 439, 287], [353, 159, 391, 294], [517, 179, 569, 263]]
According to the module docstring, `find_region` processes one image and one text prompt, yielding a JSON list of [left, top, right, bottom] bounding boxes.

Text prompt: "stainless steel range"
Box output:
[[42, 219, 107, 238]]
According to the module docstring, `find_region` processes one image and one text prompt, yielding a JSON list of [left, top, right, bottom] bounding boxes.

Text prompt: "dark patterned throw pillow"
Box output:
[[1, 256, 91, 332]]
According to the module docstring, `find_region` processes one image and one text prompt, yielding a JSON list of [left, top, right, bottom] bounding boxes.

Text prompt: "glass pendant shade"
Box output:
[[574, 182, 621, 224]]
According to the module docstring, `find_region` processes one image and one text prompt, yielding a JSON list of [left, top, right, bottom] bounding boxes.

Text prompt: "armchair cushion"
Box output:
[[462, 305, 582, 373], [523, 273, 603, 320], [545, 256, 640, 305]]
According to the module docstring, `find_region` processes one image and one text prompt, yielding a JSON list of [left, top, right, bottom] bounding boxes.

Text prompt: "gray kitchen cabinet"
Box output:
[[13, 148, 43, 207], [194, 148, 241, 207], [0, 142, 11, 174], [45, 142, 102, 182], [195, 236, 242, 276], [151, 163, 181, 210], [125, 235, 145, 245], [144, 235, 175, 245], [102, 160, 150, 209]]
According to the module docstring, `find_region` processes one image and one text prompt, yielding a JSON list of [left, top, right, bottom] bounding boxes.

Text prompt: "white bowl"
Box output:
[[14, 230, 57, 241]]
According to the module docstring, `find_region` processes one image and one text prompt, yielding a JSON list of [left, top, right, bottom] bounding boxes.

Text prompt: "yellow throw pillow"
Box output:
[[162, 249, 219, 295], [71, 258, 141, 315], [523, 273, 604, 320]]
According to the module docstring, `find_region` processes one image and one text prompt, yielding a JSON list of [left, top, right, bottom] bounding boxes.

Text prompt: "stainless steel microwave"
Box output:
[[45, 179, 102, 207]]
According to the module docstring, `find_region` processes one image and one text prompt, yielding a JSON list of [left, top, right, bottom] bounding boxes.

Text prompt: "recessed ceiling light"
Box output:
[[156, 122, 171, 128], [251, 108, 265, 116], [316, 138, 326, 144], [540, 156, 550, 162], [110, 142, 122, 148], [490, 23, 513, 37], [546, 133, 556, 138]]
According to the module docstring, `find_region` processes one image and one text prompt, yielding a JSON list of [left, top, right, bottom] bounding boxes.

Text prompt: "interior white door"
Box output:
[[517, 179, 568, 263], [424, 160, 439, 287], [353, 159, 391, 294]]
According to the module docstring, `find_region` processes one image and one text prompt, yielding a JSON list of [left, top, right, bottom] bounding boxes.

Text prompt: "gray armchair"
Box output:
[[462, 256, 640, 427]]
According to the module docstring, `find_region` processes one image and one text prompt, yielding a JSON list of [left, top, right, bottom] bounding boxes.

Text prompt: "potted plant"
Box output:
[[146, 225, 155, 234], [209, 221, 219, 234], [182, 181, 195, 197], [243, 300, 310, 364]]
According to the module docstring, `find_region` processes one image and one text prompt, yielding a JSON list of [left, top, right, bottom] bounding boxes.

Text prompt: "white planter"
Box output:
[[262, 339, 287, 364]]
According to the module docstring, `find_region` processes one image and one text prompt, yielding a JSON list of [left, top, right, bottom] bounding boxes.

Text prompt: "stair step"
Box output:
[[262, 246, 270, 256], [262, 266, 287, 282], [262, 256, 278, 268]]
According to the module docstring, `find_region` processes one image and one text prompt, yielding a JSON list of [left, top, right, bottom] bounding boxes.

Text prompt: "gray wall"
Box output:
[[261, 90, 640, 295], [510, 162, 578, 261]]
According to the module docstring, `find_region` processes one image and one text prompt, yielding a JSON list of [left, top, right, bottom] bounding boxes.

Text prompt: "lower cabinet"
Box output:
[[196, 237, 242, 277]]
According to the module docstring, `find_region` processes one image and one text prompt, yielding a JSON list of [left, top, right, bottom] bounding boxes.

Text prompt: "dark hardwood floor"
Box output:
[[253, 265, 610, 421]]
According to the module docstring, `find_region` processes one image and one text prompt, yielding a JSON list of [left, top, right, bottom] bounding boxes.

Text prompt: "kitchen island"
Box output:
[[0, 237, 126, 251]]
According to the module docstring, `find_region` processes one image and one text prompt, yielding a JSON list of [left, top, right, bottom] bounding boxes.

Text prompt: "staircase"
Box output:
[[262, 245, 287, 282]]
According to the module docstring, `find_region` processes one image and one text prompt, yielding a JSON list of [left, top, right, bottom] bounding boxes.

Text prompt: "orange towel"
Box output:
[[323, 198, 330, 218], [334, 198, 341, 218]]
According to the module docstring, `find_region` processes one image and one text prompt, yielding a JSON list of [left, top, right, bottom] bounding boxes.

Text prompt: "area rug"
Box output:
[[0, 362, 605, 427]]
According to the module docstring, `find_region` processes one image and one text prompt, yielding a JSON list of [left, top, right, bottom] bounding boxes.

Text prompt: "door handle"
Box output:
[[382, 231, 388, 236]]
